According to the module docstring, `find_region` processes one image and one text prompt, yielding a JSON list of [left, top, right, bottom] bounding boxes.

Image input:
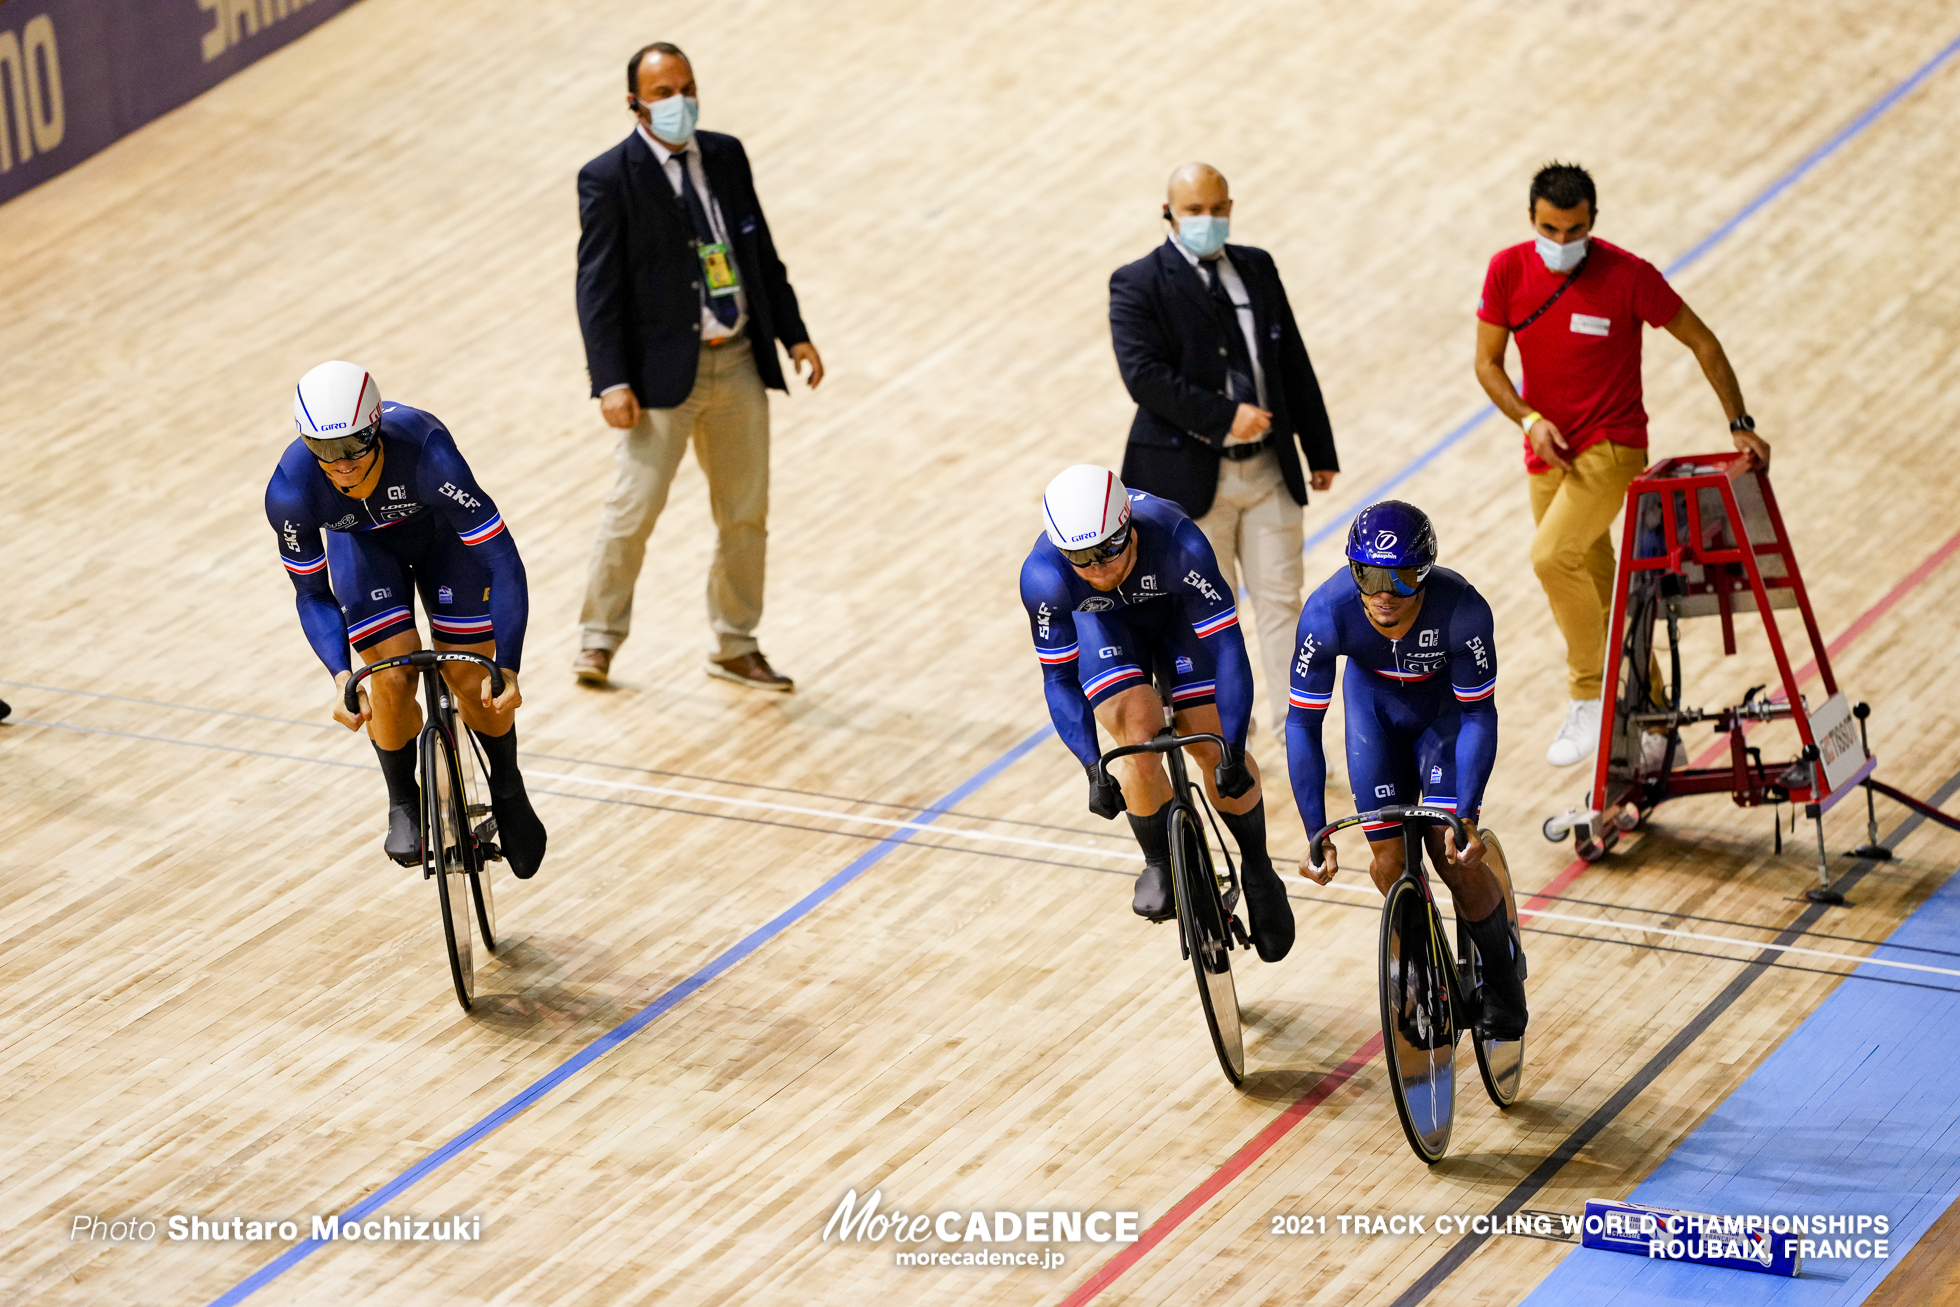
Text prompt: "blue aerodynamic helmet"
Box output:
[[1344, 501, 1438, 597]]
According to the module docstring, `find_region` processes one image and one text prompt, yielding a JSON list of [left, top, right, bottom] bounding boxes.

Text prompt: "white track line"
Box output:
[[19, 718, 1948, 978], [526, 768, 1138, 859], [1515, 904, 1960, 978]]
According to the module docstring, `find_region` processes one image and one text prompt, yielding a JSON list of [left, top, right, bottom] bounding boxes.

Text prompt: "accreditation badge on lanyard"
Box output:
[[696, 240, 742, 299]]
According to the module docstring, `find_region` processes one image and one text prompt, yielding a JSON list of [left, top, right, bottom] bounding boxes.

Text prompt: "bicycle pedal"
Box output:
[[483, 842, 503, 862], [1228, 914, 1251, 948]]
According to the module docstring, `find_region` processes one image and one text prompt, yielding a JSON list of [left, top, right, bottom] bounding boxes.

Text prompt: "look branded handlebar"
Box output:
[[1309, 805, 1469, 867], [1096, 730, 1229, 782], [344, 650, 504, 713]]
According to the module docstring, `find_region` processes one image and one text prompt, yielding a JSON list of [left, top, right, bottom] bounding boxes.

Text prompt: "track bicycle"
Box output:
[[1310, 806, 1526, 1162], [1097, 678, 1250, 1087], [344, 650, 503, 1011]]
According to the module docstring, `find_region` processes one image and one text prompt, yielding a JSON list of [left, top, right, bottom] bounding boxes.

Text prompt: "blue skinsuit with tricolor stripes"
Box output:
[[1285, 565, 1498, 842], [265, 402, 528, 676], [1019, 489, 1254, 768]]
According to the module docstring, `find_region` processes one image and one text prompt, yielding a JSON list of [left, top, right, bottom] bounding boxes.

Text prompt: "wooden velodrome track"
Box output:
[[5, 1, 1960, 1303]]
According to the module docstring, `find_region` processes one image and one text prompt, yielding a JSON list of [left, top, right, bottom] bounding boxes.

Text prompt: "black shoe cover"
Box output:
[[1240, 857, 1295, 963], [1466, 905, 1528, 1040], [492, 779, 547, 880], [1132, 860, 1174, 921], [385, 801, 421, 866]]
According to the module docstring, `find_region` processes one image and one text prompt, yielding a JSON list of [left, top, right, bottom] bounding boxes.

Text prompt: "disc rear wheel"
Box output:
[[1459, 829, 1525, 1108], [1171, 805, 1243, 1087]]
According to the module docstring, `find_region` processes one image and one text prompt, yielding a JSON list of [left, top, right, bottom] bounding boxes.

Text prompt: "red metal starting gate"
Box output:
[[1543, 451, 1959, 901]]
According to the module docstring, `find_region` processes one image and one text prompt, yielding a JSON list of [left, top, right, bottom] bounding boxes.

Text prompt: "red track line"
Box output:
[[1054, 1035, 1382, 1307], [1051, 529, 1960, 1307]]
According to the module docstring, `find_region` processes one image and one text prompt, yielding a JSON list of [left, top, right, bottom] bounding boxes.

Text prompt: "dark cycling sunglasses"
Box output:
[[303, 423, 381, 463], [1349, 561, 1426, 597], [1060, 523, 1132, 567]]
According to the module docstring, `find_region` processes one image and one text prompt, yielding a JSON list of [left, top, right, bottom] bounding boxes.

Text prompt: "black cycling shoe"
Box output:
[[491, 779, 548, 880], [1476, 992, 1528, 1042], [1132, 859, 1174, 921], [385, 801, 421, 866], [1240, 857, 1295, 963]]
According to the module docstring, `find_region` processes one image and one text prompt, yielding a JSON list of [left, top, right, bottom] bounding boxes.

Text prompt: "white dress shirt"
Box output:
[[1169, 235, 1268, 422]]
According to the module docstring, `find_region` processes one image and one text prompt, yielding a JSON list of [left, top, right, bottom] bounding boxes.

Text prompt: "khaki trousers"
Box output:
[[1527, 438, 1649, 699], [579, 341, 769, 661], [1194, 448, 1304, 735]]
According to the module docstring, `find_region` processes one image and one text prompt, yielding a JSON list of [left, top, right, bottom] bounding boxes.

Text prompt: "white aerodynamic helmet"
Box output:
[[1042, 464, 1134, 564], [293, 360, 383, 460]]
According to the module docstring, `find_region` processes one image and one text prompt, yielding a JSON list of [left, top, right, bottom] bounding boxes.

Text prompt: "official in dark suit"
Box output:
[[573, 42, 822, 693], [1108, 161, 1338, 734]]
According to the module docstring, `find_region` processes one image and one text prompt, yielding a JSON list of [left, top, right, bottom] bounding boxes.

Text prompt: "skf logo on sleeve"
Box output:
[[1294, 632, 1319, 677], [438, 481, 482, 510], [1467, 635, 1490, 671], [1182, 570, 1223, 602]]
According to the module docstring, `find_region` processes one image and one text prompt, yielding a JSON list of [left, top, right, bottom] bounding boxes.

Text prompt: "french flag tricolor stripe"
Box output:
[[1374, 667, 1433, 682], [1082, 665, 1144, 697], [1289, 690, 1332, 709], [1454, 676, 1497, 702], [282, 553, 327, 575], [431, 615, 494, 636], [1170, 681, 1216, 701], [459, 513, 506, 545], [1036, 643, 1079, 664], [348, 606, 413, 641], [1192, 607, 1238, 638]]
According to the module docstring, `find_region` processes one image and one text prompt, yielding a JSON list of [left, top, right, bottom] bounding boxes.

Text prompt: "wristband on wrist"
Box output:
[[1728, 413, 1756, 433], [1519, 410, 1543, 432]]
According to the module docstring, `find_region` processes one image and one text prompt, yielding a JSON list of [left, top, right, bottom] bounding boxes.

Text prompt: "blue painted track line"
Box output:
[[207, 25, 1960, 1304], [1300, 27, 1960, 558], [207, 726, 1052, 1306]]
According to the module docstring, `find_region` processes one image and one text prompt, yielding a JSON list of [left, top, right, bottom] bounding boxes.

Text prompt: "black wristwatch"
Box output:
[[1728, 414, 1756, 433]]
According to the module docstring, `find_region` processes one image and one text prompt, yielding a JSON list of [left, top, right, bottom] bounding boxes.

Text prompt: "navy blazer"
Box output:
[[575, 129, 809, 407], [1108, 240, 1337, 519]]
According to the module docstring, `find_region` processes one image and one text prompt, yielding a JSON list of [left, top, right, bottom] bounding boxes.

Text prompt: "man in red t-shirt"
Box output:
[[1474, 162, 1771, 766]]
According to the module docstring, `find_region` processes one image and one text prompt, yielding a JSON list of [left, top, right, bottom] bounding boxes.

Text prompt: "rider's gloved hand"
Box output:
[[1086, 765, 1125, 820], [1214, 747, 1255, 800]]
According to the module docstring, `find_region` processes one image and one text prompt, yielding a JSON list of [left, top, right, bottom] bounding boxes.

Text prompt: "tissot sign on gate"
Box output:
[[0, 0, 360, 205]]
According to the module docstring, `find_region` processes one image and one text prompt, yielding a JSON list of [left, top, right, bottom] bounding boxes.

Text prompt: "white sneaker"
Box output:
[[1546, 698, 1602, 767]]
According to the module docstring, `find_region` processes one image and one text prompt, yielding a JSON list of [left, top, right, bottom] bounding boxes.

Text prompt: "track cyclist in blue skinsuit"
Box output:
[[266, 360, 548, 878], [1020, 465, 1294, 963], [1288, 501, 1526, 1037]]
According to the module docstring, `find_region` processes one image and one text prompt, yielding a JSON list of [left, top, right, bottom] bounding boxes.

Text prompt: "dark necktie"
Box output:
[[1201, 259, 1256, 404], [676, 153, 740, 329]]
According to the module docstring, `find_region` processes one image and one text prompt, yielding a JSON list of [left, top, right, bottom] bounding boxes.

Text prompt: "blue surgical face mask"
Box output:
[[1535, 233, 1587, 273], [643, 94, 699, 144], [1177, 215, 1230, 259]]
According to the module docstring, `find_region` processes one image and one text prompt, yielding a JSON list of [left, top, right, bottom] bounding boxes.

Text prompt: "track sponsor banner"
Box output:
[[0, 0, 361, 205]]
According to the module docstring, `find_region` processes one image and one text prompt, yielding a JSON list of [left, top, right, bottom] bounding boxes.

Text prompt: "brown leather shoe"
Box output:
[[573, 648, 612, 686], [706, 651, 794, 693]]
